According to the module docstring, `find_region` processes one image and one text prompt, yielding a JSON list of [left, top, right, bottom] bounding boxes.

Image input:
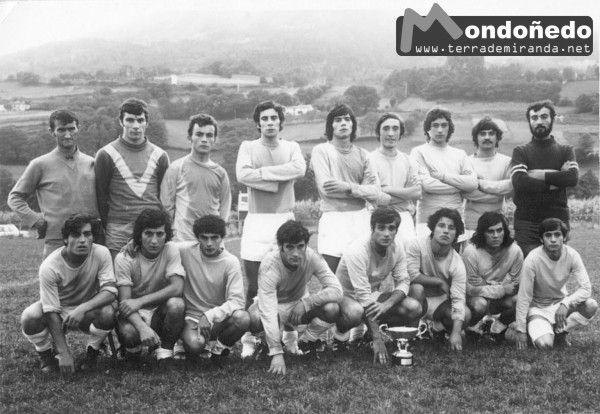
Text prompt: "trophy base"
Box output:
[[391, 351, 413, 366]]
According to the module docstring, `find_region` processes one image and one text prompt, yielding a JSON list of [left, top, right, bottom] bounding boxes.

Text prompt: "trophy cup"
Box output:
[[379, 325, 418, 366]]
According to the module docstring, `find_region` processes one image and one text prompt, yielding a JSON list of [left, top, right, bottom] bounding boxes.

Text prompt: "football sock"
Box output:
[[300, 318, 331, 342], [490, 319, 508, 334], [155, 347, 174, 360], [559, 312, 592, 333], [282, 330, 299, 349], [349, 323, 367, 342], [24, 328, 52, 352], [87, 323, 111, 351], [332, 325, 351, 342]]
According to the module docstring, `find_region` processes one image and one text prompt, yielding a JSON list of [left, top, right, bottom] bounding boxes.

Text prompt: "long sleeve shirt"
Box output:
[[258, 247, 342, 356], [510, 136, 578, 224], [160, 155, 231, 241], [462, 152, 513, 230], [462, 243, 523, 299], [235, 138, 306, 214], [178, 242, 245, 325], [114, 242, 185, 309], [336, 234, 410, 306], [515, 245, 591, 333], [410, 143, 477, 224], [368, 148, 421, 215], [406, 237, 467, 321], [8, 148, 98, 240], [39, 244, 117, 313], [311, 142, 389, 212]]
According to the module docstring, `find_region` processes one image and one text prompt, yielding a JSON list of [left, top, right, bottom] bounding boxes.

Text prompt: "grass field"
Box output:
[[1, 229, 600, 413], [559, 80, 600, 101]]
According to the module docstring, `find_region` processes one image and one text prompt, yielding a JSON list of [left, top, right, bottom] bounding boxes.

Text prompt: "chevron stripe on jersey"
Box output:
[[103, 145, 163, 198]]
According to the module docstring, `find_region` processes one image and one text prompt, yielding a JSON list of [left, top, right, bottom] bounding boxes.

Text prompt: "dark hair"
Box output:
[[538, 218, 568, 239], [252, 100, 285, 133], [276, 220, 311, 245], [119, 98, 149, 122], [470, 212, 513, 249], [471, 116, 503, 148], [325, 103, 358, 142], [423, 107, 455, 142], [370, 207, 401, 231], [61, 213, 98, 243], [427, 208, 464, 243], [374, 113, 405, 142], [188, 113, 218, 139], [49, 109, 79, 131], [193, 215, 227, 238], [132, 209, 172, 249], [526, 99, 556, 121]]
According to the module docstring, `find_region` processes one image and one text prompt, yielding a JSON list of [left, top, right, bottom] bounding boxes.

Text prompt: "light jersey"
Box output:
[[368, 148, 421, 215], [406, 237, 467, 321], [177, 241, 245, 324], [8, 148, 98, 240], [160, 155, 231, 242], [95, 137, 169, 249], [114, 242, 185, 310], [235, 138, 306, 214], [462, 243, 523, 299], [410, 143, 477, 224], [39, 244, 117, 313], [515, 245, 592, 333], [462, 152, 513, 230], [257, 247, 342, 355], [336, 233, 410, 307], [311, 142, 389, 213]]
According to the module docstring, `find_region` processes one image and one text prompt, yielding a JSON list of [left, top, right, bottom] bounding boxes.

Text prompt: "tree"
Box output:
[[294, 153, 319, 201], [343, 85, 380, 116], [568, 170, 599, 199], [0, 168, 16, 211], [574, 133, 598, 163], [0, 126, 30, 164], [574, 93, 598, 113], [562, 67, 576, 82], [16, 71, 40, 86]]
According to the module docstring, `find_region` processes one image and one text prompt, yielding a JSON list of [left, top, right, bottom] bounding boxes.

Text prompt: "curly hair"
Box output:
[[61, 213, 98, 243], [538, 217, 568, 239], [193, 215, 227, 239], [471, 116, 503, 148], [325, 103, 358, 142], [119, 98, 149, 122], [132, 209, 172, 249], [276, 220, 311, 246], [423, 107, 455, 142], [427, 208, 464, 243], [526, 99, 556, 121], [470, 212, 513, 249]]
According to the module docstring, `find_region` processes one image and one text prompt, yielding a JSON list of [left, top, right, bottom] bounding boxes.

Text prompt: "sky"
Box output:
[[0, 0, 599, 57]]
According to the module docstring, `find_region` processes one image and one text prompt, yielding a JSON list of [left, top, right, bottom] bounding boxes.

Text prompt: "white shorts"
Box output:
[[425, 294, 449, 320], [138, 307, 158, 325], [394, 211, 417, 248], [241, 212, 294, 261], [318, 209, 370, 257], [527, 303, 561, 342]]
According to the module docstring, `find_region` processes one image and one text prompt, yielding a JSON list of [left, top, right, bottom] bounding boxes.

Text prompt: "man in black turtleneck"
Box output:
[[510, 99, 578, 258]]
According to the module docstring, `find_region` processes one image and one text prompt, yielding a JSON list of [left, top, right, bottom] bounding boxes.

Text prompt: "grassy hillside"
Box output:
[[560, 80, 600, 101]]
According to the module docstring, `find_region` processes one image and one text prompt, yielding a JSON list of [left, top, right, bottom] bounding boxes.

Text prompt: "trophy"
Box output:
[[379, 325, 419, 366]]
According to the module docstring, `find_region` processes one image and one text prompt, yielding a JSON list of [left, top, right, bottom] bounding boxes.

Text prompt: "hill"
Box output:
[[560, 80, 600, 101]]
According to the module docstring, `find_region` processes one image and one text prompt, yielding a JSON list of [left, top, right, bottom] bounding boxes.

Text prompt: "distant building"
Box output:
[[172, 73, 260, 87], [285, 104, 315, 116], [10, 101, 30, 112], [0, 105, 6, 112]]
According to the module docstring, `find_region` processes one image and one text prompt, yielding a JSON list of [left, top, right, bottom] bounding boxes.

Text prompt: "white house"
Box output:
[[284, 104, 315, 116]]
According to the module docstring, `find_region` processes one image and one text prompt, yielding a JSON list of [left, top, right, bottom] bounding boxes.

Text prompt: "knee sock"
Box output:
[[23, 328, 52, 352], [349, 323, 367, 342], [282, 330, 298, 349], [300, 318, 331, 342], [155, 347, 174, 360], [86, 323, 111, 351], [332, 325, 351, 342], [211, 339, 231, 355], [490, 319, 508, 334]]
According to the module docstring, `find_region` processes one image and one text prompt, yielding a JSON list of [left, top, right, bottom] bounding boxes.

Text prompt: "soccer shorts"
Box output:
[[394, 211, 416, 248], [527, 302, 565, 342], [318, 209, 370, 257], [425, 294, 449, 320], [241, 212, 294, 261]]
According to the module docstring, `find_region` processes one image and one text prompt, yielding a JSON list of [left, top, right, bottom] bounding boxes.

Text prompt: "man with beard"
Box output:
[[510, 100, 579, 257]]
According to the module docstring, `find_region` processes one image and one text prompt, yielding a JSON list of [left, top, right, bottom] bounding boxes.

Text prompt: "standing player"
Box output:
[[410, 107, 477, 238], [462, 117, 513, 230], [179, 215, 249, 360], [236, 100, 306, 356], [406, 208, 471, 352], [510, 100, 579, 257], [311, 103, 389, 272], [463, 212, 523, 343], [368, 113, 421, 246], [8, 109, 99, 259], [247, 220, 342, 375], [161, 114, 231, 242], [20, 213, 116, 374], [333, 207, 422, 365], [515, 218, 597, 350], [95, 98, 170, 258]]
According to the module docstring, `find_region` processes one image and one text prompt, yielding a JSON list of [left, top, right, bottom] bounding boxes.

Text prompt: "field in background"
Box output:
[[1, 229, 599, 413], [559, 80, 600, 101]]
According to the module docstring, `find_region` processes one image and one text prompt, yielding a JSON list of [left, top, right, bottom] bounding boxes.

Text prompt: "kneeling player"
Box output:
[[115, 209, 185, 369], [334, 207, 422, 365], [179, 215, 250, 361], [406, 208, 471, 352], [248, 220, 342, 375], [21, 213, 116, 374], [516, 218, 598, 350], [463, 212, 523, 343]]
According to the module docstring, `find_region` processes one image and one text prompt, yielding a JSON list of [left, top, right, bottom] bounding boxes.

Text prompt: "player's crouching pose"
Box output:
[[248, 220, 342, 375], [515, 218, 597, 350], [333, 207, 422, 365], [21, 213, 116, 374], [406, 208, 471, 352], [179, 215, 250, 361], [114, 209, 185, 369]]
